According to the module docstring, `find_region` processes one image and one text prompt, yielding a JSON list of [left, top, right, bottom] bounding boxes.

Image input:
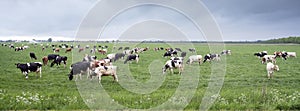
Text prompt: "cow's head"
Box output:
[[15, 63, 21, 68]]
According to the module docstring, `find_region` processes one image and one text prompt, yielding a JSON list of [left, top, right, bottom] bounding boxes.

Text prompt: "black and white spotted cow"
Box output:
[[221, 50, 231, 55], [50, 56, 68, 68], [68, 61, 91, 81], [162, 60, 184, 74], [163, 50, 177, 57], [114, 53, 125, 62], [15, 62, 42, 79], [29, 52, 37, 60], [124, 54, 139, 64], [254, 51, 268, 58], [203, 54, 221, 63], [47, 54, 60, 61]]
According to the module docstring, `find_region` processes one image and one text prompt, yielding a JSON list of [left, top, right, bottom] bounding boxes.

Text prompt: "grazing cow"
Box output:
[[42, 56, 48, 66], [15, 47, 23, 51], [23, 46, 29, 49], [162, 60, 184, 74], [94, 65, 118, 82], [124, 47, 130, 50], [163, 50, 177, 57], [107, 53, 115, 60], [114, 53, 125, 62], [266, 62, 279, 79], [186, 55, 203, 65], [79, 48, 84, 53], [180, 52, 187, 58], [50, 56, 68, 68], [170, 57, 184, 61], [203, 54, 221, 63], [118, 47, 123, 50], [68, 61, 91, 81], [188, 48, 196, 53], [15, 62, 42, 79], [47, 54, 60, 61], [53, 48, 60, 53], [29, 52, 37, 60], [82, 54, 97, 62], [124, 54, 139, 64], [123, 50, 133, 55], [160, 47, 164, 50], [254, 51, 268, 58], [98, 49, 107, 55], [221, 50, 231, 55], [261, 55, 276, 64], [175, 48, 182, 52], [65, 48, 72, 53]]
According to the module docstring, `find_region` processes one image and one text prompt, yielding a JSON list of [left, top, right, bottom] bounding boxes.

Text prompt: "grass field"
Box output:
[[0, 42, 299, 110]]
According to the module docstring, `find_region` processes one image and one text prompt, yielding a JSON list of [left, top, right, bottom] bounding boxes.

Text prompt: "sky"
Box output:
[[0, 0, 300, 41]]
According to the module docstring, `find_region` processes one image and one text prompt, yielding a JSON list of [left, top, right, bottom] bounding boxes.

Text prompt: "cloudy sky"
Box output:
[[0, 0, 299, 41]]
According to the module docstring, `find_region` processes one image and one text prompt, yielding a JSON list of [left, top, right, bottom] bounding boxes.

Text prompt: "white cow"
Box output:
[[186, 55, 203, 65], [162, 60, 184, 74], [107, 53, 116, 60], [95, 66, 118, 83], [266, 62, 279, 79], [262, 55, 276, 64], [285, 52, 297, 58]]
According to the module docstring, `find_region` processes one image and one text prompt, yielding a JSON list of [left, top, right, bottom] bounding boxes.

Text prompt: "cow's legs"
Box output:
[[113, 72, 118, 82]]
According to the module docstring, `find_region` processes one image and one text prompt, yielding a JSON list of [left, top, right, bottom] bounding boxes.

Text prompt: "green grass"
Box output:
[[0, 42, 299, 110]]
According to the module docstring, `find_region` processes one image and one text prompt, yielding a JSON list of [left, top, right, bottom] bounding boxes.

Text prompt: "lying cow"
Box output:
[[94, 65, 118, 82], [162, 60, 184, 74], [15, 62, 42, 79], [266, 62, 279, 79], [68, 61, 91, 81], [124, 54, 139, 64], [203, 54, 221, 63], [221, 50, 231, 55], [186, 55, 203, 65], [29, 52, 37, 60]]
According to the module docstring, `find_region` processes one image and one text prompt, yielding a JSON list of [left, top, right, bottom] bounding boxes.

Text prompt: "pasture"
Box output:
[[0, 42, 299, 110]]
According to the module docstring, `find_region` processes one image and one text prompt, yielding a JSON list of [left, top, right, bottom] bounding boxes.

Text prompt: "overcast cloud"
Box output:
[[0, 0, 299, 41]]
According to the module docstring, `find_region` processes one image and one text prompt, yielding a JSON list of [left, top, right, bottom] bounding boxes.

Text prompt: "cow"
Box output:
[[261, 55, 276, 64], [123, 50, 133, 55], [98, 49, 107, 55], [163, 50, 177, 57], [175, 48, 182, 52], [82, 54, 97, 62], [203, 54, 221, 63], [118, 47, 123, 50], [94, 65, 118, 82], [29, 52, 37, 60], [186, 55, 203, 65], [50, 56, 68, 68], [170, 57, 184, 61], [68, 61, 91, 81], [283, 51, 297, 58], [162, 60, 184, 74], [254, 51, 268, 58], [15, 47, 23, 51], [47, 54, 60, 61], [65, 48, 72, 53], [113, 53, 125, 62], [180, 52, 187, 58], [42, 56, 48, 66], [53, 48, 60, 53], [15, 62, 42, 79], [79, 48, 84, 53], [266, 62, 279, 79], [124, 54, 139, 64], [188, 48, 196, 53], [124, 47, 130, 50], [107, 53, 115, 60], [221, 50, 231, 55]]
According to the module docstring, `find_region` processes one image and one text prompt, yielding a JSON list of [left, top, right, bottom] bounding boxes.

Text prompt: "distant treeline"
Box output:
[[259, 36, 300, 44]]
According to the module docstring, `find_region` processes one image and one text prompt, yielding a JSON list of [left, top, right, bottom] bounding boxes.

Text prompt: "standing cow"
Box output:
[[29, 52, 37, 60], [15, 62, 42, 79], [162, 60, 184, 74], [124, 54, 139, 64]]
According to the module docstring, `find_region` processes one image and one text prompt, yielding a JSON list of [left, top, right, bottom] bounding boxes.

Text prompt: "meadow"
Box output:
[[0, 42, 299, 110]]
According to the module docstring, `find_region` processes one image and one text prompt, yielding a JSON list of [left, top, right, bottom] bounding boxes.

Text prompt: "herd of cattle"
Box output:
[[254, 51, 297, 79], [1, 43, 297, 81]]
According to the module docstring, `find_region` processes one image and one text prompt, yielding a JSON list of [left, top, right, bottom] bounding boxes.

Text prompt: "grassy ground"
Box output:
[[0, 42, 299, 110]]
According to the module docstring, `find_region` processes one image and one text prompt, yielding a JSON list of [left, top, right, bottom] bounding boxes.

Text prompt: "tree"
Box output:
[[48, 38, 52, 42]]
